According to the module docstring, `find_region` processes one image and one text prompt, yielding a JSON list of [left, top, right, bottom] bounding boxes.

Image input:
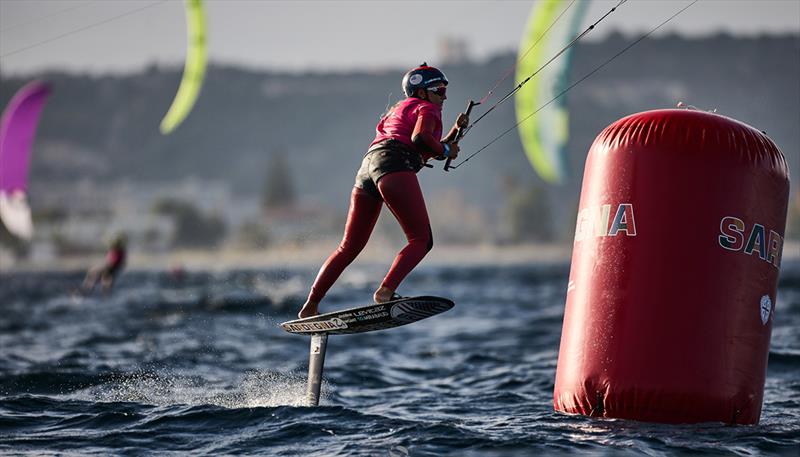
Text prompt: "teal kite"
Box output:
[[515, 0, 588, 183]]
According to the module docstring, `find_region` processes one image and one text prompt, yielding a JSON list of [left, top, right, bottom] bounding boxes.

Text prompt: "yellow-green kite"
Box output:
[[160, 0, 207, 134]]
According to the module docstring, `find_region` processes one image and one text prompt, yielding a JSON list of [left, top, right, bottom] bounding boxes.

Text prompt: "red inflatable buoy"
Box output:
[[554, 109, 790, 424]]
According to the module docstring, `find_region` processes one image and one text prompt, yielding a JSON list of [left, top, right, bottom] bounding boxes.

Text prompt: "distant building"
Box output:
[[438, 36, 471, 65]]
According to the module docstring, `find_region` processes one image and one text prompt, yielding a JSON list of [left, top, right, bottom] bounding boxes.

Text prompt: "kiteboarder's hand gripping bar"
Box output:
[[444, 100, 479, 172]]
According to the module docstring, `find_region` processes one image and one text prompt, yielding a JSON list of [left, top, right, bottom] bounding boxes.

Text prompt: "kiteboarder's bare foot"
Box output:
[[298, 300, 319, 319], [373, 286, 395, 304]]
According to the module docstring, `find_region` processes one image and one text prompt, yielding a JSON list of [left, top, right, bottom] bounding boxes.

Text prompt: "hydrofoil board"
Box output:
[[280, 296, 454, 335]]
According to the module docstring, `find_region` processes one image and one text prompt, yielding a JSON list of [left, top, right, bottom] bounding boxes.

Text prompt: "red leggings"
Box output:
[[308, 171, 432, 303]]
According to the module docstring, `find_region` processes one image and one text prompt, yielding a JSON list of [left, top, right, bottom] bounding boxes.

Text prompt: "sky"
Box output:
[[0, 0, 798, 76]]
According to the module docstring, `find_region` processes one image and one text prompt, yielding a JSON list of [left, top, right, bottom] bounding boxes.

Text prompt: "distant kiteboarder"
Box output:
[[81, 233, 127, 295], [297, 64, 469, 318]]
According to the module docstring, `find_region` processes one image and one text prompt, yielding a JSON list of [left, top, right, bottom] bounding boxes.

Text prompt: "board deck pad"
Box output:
[[280, 296, 454, 335]]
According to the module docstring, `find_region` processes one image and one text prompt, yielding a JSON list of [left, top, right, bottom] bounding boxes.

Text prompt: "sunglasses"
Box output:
[[426, 86, 447, 97]]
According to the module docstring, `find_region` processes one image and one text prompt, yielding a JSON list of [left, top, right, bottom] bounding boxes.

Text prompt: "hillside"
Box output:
[[1, 33, 798, 239]]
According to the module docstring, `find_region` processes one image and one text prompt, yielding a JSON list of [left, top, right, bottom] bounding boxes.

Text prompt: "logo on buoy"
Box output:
[[718, 216, 783, 269], [574, 203, 637, 243], [760, 295, 772, 325]]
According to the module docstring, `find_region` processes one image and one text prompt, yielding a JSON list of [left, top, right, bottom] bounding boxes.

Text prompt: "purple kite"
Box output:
[[0, 80, 51, 241]]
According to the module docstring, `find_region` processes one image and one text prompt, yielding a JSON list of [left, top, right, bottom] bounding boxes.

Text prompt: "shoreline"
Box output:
[[3, 242, 573, 272], [3, 240, 798, 273]]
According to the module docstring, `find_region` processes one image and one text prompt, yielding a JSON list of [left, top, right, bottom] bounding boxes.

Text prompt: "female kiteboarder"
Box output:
[[80, 233, 127, 295], [297, 64, 469, 318]]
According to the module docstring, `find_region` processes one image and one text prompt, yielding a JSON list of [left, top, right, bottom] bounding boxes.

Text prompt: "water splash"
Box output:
[[87, 369, 318, 408]]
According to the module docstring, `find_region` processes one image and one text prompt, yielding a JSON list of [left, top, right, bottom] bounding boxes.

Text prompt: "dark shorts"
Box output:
[[354, 140, 424, 200], [103, 262, 124, 277]]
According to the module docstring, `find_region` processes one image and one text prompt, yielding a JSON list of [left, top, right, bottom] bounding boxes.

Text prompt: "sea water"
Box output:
[[1, 262, 798, 456]]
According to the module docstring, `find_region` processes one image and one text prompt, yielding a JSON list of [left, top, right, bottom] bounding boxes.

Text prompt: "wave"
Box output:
[[768, 350, 800, 372]]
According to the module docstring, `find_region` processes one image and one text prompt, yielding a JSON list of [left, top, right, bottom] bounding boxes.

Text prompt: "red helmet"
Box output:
[[402, 63, 448, 97]]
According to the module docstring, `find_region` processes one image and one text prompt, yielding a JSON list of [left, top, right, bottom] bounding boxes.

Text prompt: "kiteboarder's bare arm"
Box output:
[[441, 113, 470, 143]]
